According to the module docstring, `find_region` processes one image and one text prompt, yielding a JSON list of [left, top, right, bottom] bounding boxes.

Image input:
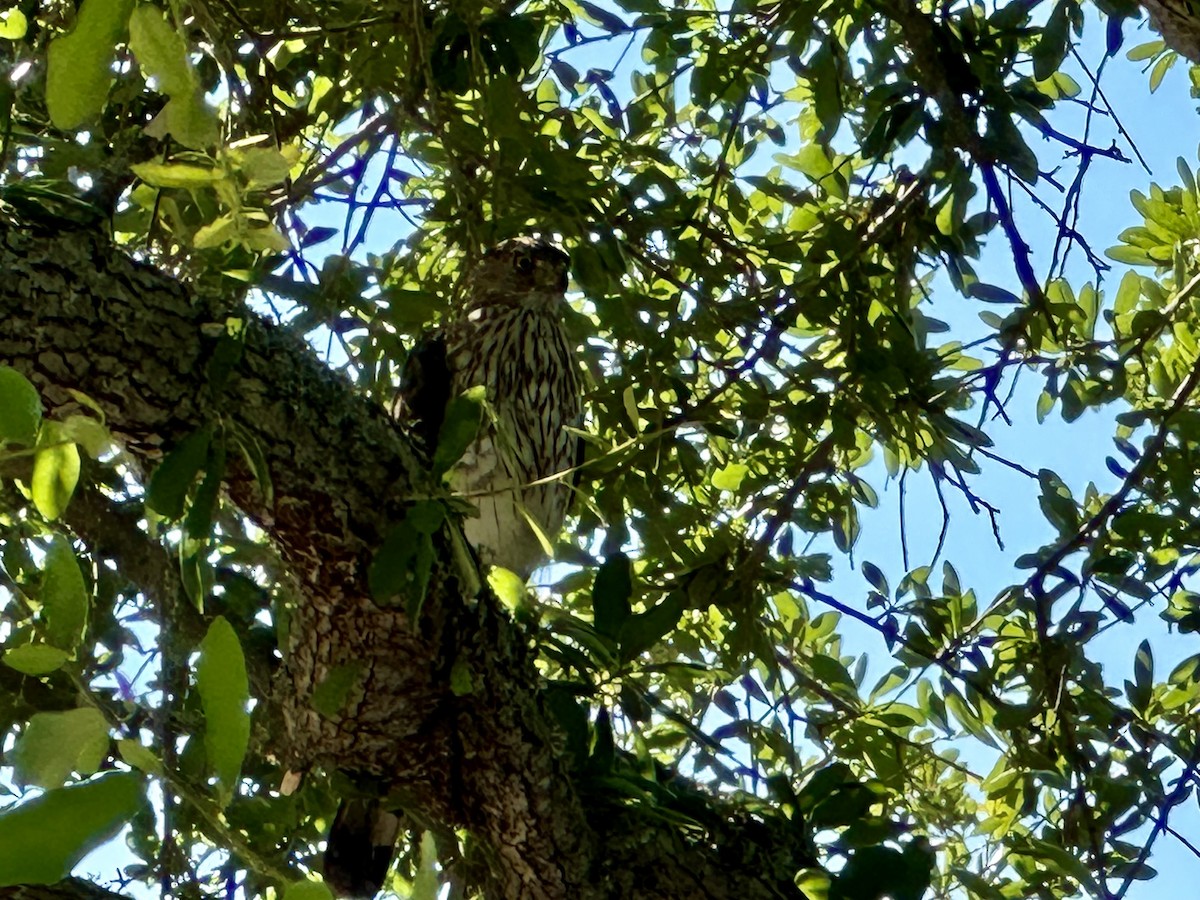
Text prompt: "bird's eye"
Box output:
[[515, 255, 534, 274]]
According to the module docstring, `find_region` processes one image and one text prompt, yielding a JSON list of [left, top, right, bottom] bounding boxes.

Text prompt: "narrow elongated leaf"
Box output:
[[592, 553, 632, 639], [0, 772, 145, 886], [146, 426, 212, 519], [131, 162, 223, 189], [42, 537, 88, 652], [195, 616, 250, 805]]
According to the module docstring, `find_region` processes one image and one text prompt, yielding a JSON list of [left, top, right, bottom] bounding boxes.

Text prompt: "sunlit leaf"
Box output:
[[0, 772, 145, 886], [195, 616, 250, 805]]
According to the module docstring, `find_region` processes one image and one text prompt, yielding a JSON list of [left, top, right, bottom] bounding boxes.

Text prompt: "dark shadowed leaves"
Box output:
[[432, 387, 484, 478], [593, 552, 632, 640], [0, 365, 41, 446], [146, 426, 213, 520]]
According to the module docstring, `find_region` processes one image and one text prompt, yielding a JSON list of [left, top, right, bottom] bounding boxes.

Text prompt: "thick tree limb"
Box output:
[[0, 221, 806, 899], [0, 220, 589, 898], [1139, 1, 1200, 62]]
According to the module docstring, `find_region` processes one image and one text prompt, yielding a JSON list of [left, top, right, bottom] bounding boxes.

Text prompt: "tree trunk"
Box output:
[[1139, 0, 1200, 62], [0, 221, 806, 899]]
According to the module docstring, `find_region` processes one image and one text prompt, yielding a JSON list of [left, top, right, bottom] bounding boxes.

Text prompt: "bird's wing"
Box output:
[[393, 332, 450, 454]]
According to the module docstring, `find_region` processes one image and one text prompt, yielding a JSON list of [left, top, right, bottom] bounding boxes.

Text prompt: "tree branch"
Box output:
[[0, 220, 806, 900]]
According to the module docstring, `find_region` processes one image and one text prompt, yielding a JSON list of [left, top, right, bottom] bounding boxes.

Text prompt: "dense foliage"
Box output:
[[0, 0, 1198, 898]]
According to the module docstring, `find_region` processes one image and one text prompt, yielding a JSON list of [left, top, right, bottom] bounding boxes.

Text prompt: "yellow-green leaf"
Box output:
[[236, 147, 294, 189], [284, 882, 333, 900], [2, 644, 69, 675], [45, 0, 135, 130], [195, 616, 250, 805], [128, 4, 193, 95], [712, 462, 748, 492], [412, 831, 439, 900], [192, 214, 239, 249], [42, 537, 88, 651], [0, 8, 27, 40], [32, 425, 80, 520], [10, 708, 109, 789], [117, 739, 163, 776], [131, 161, 223, 189]]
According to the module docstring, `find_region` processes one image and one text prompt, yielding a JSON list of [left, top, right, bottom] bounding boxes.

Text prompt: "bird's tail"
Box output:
[[323, 798, 402, 899]]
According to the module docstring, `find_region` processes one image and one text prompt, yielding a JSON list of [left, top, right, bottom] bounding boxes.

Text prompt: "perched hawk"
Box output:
[[399, 235, 581, 578], [323, 237, 581, 898]]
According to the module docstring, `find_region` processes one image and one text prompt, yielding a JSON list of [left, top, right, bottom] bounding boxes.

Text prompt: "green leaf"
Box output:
[[407, 500, 446, 534], [0, 366, 42, 446], [619, 591, 684, 660], [0, 8, 27, 40], [128, 4, 193, 94], [592, 552, 632, 639], [369, 521, 419, 602], [369, 506, 438, 615], [861, 561, 889, 595], [0, 772, 145, 886], [10, 708, 109, 789], [42, 536, 88, 652], [144, 94, 220, 150], [117, 739, 163, 776], [487, 566, 527, 612], [1178, 157, 1196, 195], [712, 462, 748, 492], [1149, 53, 1175, 93], [195, 616, 250, 805], [236, 147, 294, 189], [968, 283, 1022, 304], [284, 882, 334, 900], [31, 424, 80, 520], [449, 657, 474, 696], [411, 831, 439, 900], [45, 0, 135, 130], [2, 644, 70, 675], [131, 161, 223, 189], [1106, 244, 1154, 266], [59, 414, 112, 458], [128, 5, 218, 148], [311, 663, 365, 718], [577, 0, 627, 34], [1126, 39, 1164, 62], [432, 386, 484, 478], [146, 426, 212, 519]]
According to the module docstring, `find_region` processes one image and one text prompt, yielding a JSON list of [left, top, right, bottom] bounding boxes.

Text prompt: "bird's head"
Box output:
[[467, 236, 570, 312]]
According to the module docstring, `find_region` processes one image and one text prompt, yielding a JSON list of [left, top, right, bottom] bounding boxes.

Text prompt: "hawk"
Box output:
[[403, 235, 582, 578], [323, 236, 582, 898]]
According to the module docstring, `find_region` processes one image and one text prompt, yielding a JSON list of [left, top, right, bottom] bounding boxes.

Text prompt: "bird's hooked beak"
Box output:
[[534, 253, 569, 294]]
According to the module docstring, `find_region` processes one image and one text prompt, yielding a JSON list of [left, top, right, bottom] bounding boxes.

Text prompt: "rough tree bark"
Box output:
[[1138, 1, 1200, 61], [0, 220, 807, 900]]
